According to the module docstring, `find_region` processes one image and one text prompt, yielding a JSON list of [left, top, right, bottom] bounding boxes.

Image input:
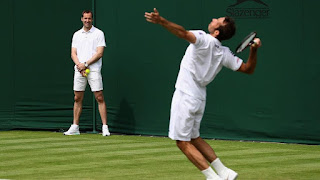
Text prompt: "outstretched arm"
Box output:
[[237, 38, 262, 74], [145, 8, 196, 43]]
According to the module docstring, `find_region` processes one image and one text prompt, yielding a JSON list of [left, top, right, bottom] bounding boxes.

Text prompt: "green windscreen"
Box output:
[[1, 0, 319, 144]]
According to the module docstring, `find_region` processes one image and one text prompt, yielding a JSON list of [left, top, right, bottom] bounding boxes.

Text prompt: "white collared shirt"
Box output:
[[72, 26, 106, 71], [175, 30, 243, 100]]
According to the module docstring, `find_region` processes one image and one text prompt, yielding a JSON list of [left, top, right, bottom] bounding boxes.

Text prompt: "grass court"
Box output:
[[0, 131, 319, 180]]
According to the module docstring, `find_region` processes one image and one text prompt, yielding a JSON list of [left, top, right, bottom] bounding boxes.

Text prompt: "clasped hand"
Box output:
[[76, 63, 87, 77]]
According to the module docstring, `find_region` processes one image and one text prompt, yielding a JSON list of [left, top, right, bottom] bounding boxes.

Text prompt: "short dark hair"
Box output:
[[216, 16, 236, 41], [82, 10, 93, 18]]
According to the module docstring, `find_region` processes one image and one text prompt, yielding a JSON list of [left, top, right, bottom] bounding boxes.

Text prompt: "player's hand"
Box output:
[[80, 69, 87, 77], [251, 38, 261, 49], [77, 63, 86, 72], [145, 8, 161, 24]]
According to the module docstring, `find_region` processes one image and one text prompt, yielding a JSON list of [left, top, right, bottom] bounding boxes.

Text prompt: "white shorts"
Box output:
[[168, 89, 206, 141], [73, 70, 103, 92]]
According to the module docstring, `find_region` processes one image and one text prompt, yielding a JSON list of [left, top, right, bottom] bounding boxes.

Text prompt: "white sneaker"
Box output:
[[207, 176, 224, 180], [63, 124, 80, 135], [219, 168, 238, 180], [102, 125, 110, 136]]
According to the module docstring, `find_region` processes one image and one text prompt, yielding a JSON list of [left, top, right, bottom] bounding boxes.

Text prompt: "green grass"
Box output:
[[0, 131, 319, 180]]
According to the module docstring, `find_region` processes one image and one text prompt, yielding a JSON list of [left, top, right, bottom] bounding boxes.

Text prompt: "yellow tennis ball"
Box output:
[[85, 69, 90, 74]]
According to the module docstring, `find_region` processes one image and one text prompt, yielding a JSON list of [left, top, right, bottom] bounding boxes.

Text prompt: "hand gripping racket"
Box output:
[[235, 32, 257, 53]]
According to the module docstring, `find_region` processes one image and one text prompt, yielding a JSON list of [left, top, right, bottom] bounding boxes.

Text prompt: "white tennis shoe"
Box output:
[[63, 124, 80, 135], [219, 168, 238, 180], [102, 125, 110, 136], [207, 176, 223, 180]]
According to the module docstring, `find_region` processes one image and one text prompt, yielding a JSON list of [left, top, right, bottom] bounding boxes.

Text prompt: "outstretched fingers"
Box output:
[[145, 8, 160, 24], [145, 18, 154, 23]]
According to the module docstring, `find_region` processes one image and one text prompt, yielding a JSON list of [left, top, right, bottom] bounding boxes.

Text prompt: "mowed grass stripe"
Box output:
[[0, 138, 135, 149], [1, 136, 178, 163], [0, 138, 173, 153], [0, 135, 143, 149], [0, 142, 176, 159], [1, 153, 186, 177], [0, 145, 180, 168]]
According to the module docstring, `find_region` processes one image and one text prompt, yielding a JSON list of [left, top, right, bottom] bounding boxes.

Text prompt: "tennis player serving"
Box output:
[[145, 8, 261, 180]]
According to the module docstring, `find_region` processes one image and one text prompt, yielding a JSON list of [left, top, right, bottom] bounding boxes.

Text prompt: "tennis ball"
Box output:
[[83, 69, 90, 77]]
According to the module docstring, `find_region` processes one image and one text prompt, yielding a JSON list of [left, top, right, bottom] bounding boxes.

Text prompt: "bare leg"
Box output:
[[73, 91, 85, 125], [94, 90, 107, 125], [191, 137, 218, 163], [176, 140, 210, 171]]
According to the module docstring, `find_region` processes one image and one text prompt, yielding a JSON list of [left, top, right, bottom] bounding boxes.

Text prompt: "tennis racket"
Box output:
[[235, 32, 257, 53]]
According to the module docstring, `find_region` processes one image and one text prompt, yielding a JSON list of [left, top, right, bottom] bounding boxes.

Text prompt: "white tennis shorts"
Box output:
[[169, 89, 206, 141], [73, 70, 103, 92]]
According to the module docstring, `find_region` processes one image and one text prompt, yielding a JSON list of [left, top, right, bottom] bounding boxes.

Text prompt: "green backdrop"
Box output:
[[1, 0, 319, 144]]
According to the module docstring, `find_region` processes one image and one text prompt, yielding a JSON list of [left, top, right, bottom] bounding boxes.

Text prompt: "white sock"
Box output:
[[211, 158, 227, 175], [201, 167, 220, 179], [103, 125, 108, 128]]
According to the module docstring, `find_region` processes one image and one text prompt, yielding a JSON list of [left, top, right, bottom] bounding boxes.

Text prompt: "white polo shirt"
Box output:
[[71, 26, 106, 71], [175, 30, 243, 100]]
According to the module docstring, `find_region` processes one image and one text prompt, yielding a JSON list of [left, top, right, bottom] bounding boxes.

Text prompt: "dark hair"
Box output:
[[82, 10, 93, 18], [216, 16, 236, 41]]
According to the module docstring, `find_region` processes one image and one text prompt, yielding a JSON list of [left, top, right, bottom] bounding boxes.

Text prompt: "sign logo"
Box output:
[[226, 0, 270, 19]]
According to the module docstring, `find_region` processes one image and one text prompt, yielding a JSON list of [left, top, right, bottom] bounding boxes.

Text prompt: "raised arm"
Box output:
[[145, 8, 196, 43], [237, 38, 262, 74]]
